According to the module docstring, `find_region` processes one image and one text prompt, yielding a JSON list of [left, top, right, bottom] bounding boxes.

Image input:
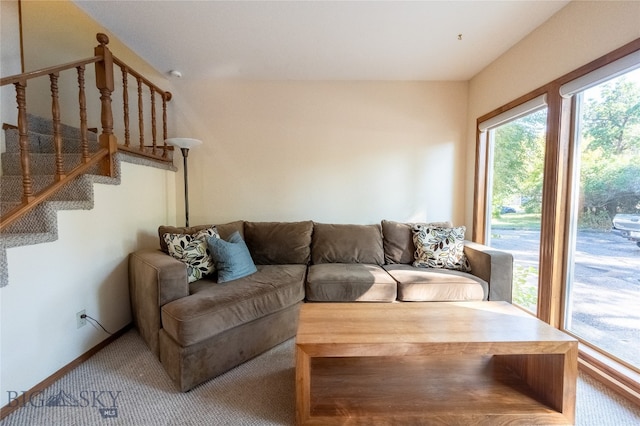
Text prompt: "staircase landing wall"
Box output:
[[1, 0, 21, 159], [1, 161, 176, 398]]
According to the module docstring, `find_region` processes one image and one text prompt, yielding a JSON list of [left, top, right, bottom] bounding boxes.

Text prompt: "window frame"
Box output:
[[473, 37, 640, 405]]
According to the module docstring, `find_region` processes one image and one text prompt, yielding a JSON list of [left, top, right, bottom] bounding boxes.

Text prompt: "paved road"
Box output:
[[490, 228, 640, 368]]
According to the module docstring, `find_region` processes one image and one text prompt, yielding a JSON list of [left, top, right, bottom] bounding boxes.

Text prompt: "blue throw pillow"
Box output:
[[207, 231, 257, 283]]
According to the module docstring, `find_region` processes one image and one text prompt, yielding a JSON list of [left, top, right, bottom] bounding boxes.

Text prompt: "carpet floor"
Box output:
[[2, 329, 639, 425]]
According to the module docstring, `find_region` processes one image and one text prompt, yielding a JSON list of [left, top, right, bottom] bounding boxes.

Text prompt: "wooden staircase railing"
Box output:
[[0, 33, 173, 232], [113, 55, 173, 160]]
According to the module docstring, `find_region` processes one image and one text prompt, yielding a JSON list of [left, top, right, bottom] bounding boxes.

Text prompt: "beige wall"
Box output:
[[466, 0, 640, 231], [170, 80, 469, 226], [0, 0, 22, 157], [19, 0, 173, 148], [2, 161, 173, 401], [21, 1, 165, 83]]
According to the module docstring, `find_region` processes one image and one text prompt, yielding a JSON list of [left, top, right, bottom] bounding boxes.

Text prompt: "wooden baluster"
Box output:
[[137, 76, 144, 152], [95, 33, 117, 177], [77, 65, 90, 163], [122, 66, 130, 147], [151, 88, 157, 155], [162, 92, 171, 158], [50, 72, 65, 180], [14, 80, 34, 203]]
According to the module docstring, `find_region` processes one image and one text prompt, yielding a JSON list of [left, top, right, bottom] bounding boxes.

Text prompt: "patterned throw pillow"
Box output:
[[163, 227, 220, 283], [412, 225, 471, 272]]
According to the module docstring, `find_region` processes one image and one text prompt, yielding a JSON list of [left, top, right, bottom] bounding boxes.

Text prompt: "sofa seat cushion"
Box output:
[[384, 265, 487, 301], [161, 264, 306, 346], [306, 263, 397, 302]]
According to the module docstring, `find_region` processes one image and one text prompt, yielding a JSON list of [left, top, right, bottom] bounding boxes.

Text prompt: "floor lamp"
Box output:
[[165, 138, 202, 227]]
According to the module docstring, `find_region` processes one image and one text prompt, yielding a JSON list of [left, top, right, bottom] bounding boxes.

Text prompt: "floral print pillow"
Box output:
[[163, 227, 220, 282], [412, 225, 471, 272]]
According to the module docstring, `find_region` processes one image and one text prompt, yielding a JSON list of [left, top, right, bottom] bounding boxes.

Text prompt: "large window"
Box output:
[[474, 40, 640, 398], [564, 68, 640, 370], [484, 108, 547, 313]]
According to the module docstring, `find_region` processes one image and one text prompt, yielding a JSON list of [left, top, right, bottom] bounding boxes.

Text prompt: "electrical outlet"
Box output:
[[76, 310, 86, 328]]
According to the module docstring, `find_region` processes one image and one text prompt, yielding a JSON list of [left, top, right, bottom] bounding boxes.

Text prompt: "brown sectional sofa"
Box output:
[[128, 220, 512, 391]]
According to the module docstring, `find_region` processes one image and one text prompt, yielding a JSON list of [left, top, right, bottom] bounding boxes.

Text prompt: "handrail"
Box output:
[[0, 56, 102, 87], [0, 33, 174, 233], [113, 56, 172, 101]]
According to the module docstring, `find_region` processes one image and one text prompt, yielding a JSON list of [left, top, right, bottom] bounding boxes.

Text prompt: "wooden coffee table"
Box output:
[[295, 302, 577, 425]]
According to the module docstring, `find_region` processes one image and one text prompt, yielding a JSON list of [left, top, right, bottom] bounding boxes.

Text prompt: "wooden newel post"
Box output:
[[95, 33, 117, 177]]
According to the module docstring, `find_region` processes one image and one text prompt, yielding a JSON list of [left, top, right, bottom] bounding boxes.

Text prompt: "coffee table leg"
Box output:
[[494, 342, 577, 424], [295, 346, 311, 425]]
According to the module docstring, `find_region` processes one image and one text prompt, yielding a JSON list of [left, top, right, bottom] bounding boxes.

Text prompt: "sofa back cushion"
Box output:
[[381, 220, 452, 264], [158, 220, 244, 253], [244, 221, 313, 265], [311, 223, 384, 265]]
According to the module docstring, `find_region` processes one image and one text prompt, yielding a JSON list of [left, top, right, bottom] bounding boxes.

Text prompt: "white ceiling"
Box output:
[[73, 0, 570, 81]]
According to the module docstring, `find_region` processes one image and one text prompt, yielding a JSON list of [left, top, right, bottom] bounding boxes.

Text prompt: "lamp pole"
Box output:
[[180, 147, 191, 227], [165, 138, 202, 227]]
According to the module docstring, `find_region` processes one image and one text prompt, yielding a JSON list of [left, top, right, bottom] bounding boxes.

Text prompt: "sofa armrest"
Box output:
[[129, 248, 189, 357], [464, 241, 513, 302]]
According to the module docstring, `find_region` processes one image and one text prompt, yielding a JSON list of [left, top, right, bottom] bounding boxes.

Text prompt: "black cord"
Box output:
[[81, 314, 113, 335]]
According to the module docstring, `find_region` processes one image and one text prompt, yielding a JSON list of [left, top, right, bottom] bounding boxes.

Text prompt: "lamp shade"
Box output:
[[165, 138, 202, 149]]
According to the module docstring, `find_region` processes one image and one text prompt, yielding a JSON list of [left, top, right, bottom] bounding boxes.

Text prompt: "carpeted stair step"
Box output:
[[0, 173, 98, 203], [25, 112, 97, 140], [4, 128, 40, 153], [4, 127, 99, 154], [0, 202, 58, 235], [35, 131, 99, 154], [1, 152, 93, 176], [1, 175, 57, 202], [0, 201, 22, 216]]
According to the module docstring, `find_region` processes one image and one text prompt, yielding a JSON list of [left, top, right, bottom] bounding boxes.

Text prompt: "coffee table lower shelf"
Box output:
[[298, 354, 573, 425]]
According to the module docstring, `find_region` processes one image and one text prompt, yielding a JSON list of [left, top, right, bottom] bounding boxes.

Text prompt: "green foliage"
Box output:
[[579, 148, 640, 216], [512, 264, 538, 312], [523, 197, 542, 214], [491, 213, 541, 230], [491, 109, 546, 217], [579, 77, 640, 217], [578, 209, 612, 231], [583, 78, 640, 156]]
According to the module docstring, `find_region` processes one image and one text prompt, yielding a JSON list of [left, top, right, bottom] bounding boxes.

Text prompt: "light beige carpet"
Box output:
[[2, 329, 639, 425]]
